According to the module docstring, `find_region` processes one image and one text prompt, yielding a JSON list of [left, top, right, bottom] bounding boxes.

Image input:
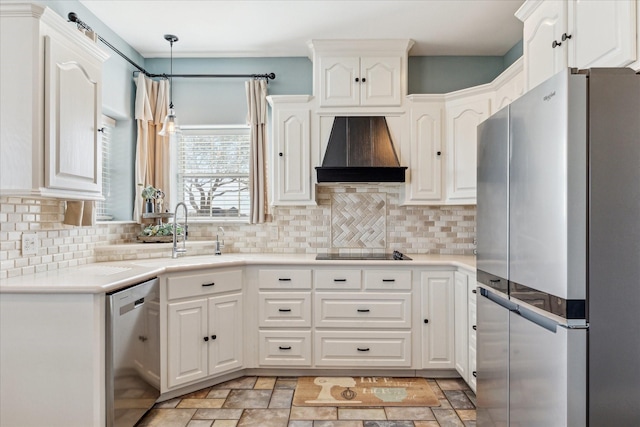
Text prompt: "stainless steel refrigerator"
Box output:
[[476, 68, 640, 426]]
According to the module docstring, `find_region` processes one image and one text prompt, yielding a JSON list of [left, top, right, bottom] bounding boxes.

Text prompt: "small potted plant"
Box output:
[[139, 184, 157, 213]]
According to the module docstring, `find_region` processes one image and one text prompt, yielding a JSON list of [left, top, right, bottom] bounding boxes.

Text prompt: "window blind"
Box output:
[[97, 115, 116, 220], [177, 126, 250, 220]]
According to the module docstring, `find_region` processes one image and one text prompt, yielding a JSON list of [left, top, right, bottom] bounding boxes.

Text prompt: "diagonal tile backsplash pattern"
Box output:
[[331, 192, 386, 248]]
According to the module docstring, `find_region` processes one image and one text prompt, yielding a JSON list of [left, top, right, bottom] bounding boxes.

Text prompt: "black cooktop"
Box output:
[[316, 251, 412, 261]]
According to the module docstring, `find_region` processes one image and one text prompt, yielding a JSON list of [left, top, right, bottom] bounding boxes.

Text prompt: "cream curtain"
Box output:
[[245, 79, 268, 224], [133, 74, 171, 222]]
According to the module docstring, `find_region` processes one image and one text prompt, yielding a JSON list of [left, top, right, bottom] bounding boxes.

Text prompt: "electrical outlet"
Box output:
[[22, 233, 39, 256]]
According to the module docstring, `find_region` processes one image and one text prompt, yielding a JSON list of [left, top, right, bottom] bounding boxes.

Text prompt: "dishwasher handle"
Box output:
[[119, 297, 145, 316]]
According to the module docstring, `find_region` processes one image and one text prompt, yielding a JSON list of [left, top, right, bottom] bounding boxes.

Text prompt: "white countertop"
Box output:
[[0, 253, 476, 294]]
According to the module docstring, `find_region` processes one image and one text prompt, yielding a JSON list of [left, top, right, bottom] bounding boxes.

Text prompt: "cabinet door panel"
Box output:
[[408, 103, 443, 202], [569, 0, 637, 68], [445, 96, 490, 203], [273, 108, 311, 203], [208, 293, 243, 375], [45, 36, 101, 193], [360, 56, 402, 106], [421, 271, 455, 369], [522, 0, 567, 90], [319, 56, 359, 106], [454, 271, 469, 381], [168, 299, 208, 388]]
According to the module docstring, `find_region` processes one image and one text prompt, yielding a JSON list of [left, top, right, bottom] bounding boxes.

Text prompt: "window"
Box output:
[[177, 126, 250, 221], [97, 115, 116, 220]]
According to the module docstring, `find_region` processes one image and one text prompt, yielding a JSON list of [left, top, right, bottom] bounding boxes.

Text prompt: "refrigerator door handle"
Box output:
[[513, 304, 559, 333], [480, 287, 516, 311]]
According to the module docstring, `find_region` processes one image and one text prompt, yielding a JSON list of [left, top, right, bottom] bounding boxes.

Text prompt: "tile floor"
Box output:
[[136, 376, 476, 427]]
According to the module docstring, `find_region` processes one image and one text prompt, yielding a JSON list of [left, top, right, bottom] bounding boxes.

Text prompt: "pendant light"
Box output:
[[159, 34, 179, 136]]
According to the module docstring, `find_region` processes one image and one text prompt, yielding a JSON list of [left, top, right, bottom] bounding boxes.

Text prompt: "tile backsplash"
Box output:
[[0, 186, 476, 278]]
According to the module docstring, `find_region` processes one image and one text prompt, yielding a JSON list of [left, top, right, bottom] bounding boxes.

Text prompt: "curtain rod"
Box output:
[[67, 12, 276, 82]]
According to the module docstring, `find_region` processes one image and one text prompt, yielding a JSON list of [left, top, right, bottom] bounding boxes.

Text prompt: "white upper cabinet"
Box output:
[[318, 56, 402, 107], [309, 39, 414, 109], [518, 0, 568, 91], [567, 0, 637, 69], [267, 95, 315, 206], [517, 0, 638, 91], [404, 96, 444, 203], [0, 4, 108, 200], [444, 92, 491, 204]]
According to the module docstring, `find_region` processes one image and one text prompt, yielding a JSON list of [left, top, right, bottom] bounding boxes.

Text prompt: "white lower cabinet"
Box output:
[[257, 268, 313, 367], [454, 271, 469, 381], [468, 277, 478, 393], [421, 271, 455, 369], [165, 269, 243, 389]]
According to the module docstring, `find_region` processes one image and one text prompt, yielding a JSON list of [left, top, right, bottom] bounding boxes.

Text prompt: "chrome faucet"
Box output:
[[215, 226, 225, 255], [172, 202, 188, 258]]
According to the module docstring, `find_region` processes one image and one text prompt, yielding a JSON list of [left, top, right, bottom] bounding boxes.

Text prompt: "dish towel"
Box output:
[[63, 201, 95, 226]]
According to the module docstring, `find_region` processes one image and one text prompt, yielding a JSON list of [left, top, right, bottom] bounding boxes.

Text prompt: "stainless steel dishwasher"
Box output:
[[106, 277, 160, 427]]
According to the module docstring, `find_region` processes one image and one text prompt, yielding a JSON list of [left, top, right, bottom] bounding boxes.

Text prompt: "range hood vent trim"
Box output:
[[315, 116, 407, 183]]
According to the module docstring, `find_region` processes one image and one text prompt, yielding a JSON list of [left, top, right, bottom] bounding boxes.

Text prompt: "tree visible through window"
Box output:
[[177, 126, 250, 220]]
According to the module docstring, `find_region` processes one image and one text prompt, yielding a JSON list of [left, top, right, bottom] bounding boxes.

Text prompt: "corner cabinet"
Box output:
[[0, 4, 108, 200], [516, 0, 639, 91], [309, 39, 414, 109], [267, 95, 315, 206], [163, 268, 244, 391]]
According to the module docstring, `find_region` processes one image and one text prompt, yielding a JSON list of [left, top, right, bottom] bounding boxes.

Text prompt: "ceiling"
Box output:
[[78, 0, 525, 58]]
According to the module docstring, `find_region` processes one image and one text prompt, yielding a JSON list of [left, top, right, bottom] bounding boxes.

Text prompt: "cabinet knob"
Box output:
[[361, 77, 366, 83], [552, 40, 562, 48], [279, 152, 283, 157], [473, 371, 477, 378], [424, 319, 429, 324], [211, 335, 217, 340], [561, 33, 572, 41], [472, 289, 477, 294], [204, 336, 209, 342], [355, 77, 359, 82], [472, 325, 477, 331], [436, 151, 442, 156]]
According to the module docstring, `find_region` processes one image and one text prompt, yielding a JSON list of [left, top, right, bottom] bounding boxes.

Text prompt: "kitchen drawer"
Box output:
[[259, 292, 312, 327], [315, 293, 411, 328], [314, 331, 411, 367], [259, 331, 312, 366], [314, 269, 361, 290], [364, 270, 412, 290], [258, 269, 312, 290], [167, 269, 243, 300]]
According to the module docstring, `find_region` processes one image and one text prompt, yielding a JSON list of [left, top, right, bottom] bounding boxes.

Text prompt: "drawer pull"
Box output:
[[472, 325, 477, 331], [278, 308, 292, 312], [382, 279, 395, 282], [202, 282, 215, 287], [357, 309, 370, 313], [278, 278, 292, 282], [333, 278, 347, 282], [357, 347, 370, 352], [279, 346, 292, 350]]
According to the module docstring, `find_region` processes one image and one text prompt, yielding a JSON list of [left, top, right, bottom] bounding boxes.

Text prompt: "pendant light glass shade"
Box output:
[[159, 34, 179, 136], [158, 108, 179, 136]]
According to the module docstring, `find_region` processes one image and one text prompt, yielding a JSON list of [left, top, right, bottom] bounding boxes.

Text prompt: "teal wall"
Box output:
[[408, 56, 505, 94], [503, 40, 523, 69], [145, 57, 312, 125]]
